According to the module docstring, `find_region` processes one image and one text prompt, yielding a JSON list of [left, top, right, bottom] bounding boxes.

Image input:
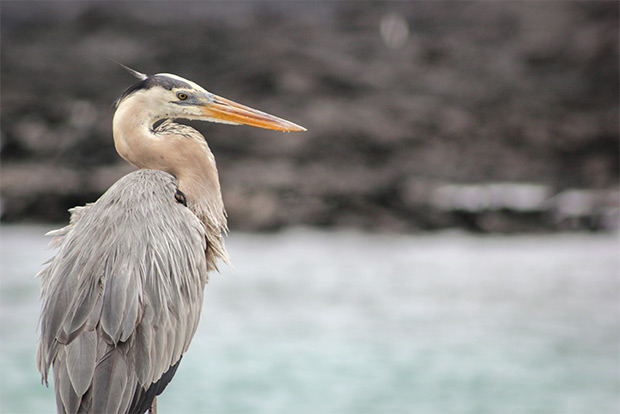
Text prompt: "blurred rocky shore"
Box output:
[[1, 1, 618, 232]]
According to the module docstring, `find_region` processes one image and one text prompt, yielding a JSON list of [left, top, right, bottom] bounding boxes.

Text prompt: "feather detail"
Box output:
[[100, 261, 131, 344], [54, 348, 81, 414], [113, 61, 148, 81], [66, 330, 97, 396], [120, 274, 140, 342], [92, 348, 129, 414]]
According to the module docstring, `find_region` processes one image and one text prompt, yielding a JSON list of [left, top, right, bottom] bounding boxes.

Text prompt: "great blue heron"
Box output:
[[36, 67, 305, 414]]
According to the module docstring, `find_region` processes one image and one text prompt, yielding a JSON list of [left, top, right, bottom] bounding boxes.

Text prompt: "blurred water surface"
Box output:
[[1, 225, 618, 414]]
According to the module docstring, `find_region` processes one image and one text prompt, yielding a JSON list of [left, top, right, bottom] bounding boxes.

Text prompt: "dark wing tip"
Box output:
[[128, 358, 182, 414]]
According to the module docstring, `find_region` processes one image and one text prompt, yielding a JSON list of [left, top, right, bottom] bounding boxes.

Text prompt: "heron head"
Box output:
[[117, 72, 306, 132]]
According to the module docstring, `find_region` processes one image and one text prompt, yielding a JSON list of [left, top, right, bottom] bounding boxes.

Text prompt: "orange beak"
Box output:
[[201, 95, 306, 132]]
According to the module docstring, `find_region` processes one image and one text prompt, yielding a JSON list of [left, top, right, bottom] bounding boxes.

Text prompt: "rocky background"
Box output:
[[1, 1, 618, 232]]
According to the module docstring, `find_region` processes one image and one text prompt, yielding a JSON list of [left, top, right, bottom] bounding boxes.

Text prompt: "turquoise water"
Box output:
[[1, 225, 618, 414]]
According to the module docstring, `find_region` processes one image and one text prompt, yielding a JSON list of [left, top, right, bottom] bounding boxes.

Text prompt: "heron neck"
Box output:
[[113, 96, 220, 193], [112, 98, 228, 260]]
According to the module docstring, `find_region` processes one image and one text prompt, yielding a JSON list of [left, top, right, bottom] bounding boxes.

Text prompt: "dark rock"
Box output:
[[1, 1, 618, 232]]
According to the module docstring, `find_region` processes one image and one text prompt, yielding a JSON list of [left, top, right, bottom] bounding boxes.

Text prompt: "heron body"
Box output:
[[36, 69, 304, 413]]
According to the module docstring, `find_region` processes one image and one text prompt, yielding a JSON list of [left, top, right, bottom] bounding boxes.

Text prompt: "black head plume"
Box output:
[[111, 59, 148, 80]]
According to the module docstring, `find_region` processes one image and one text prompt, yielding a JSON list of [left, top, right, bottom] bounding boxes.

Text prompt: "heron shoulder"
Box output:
[[56, 169, 208, 261], [104, 169, 183, 208]]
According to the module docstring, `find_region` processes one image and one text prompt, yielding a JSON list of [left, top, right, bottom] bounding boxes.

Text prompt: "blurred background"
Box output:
[[1, 0, 618, 231], [1, 1, 618, 414]]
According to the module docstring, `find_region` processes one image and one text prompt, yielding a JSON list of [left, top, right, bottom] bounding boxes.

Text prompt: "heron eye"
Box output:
[[177, 92, 188, 100]]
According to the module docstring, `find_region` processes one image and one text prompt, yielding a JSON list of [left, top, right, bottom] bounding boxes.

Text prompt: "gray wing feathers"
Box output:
[[66, 330, 97, 396], [92, 347, 134, 414], [53, 348, 81, 414], [100, 261, 132, 344], [37, 170, 210, 413], [132, 324, 153, 385], [59, 276, 102, 344], [119, 273, 139, 343]]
